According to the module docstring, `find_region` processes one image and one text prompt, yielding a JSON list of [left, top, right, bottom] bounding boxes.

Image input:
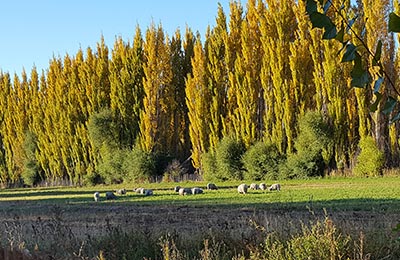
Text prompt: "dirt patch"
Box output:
[[0, 201, 397, 241]]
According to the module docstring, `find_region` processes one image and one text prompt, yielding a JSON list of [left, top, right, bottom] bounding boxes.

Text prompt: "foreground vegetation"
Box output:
[[0, 177, 399, 259]]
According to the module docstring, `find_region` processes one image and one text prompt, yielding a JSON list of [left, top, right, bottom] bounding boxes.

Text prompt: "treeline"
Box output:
[[0, 0, 398, 185]]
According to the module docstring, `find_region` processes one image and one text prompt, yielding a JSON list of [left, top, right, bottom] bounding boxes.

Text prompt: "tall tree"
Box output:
[[261, 0, 297, 153], [139, 23, 174, 154], [205, 4, 229, 152], [109, 26, 144, 148], [185, 38, 210, 170], [229, 0, 264, 147]]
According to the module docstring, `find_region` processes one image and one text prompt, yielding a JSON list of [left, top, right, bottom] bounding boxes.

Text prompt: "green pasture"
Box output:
[[0, 177, 399, 213]]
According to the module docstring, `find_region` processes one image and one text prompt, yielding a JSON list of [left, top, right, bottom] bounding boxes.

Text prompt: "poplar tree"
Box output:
[[229, 0, 263, 147], [139, 23, 174, 154], [261, 0, 297, 153], [205, 4, 228, 152], [361, 0, 395, 158], [224, 1, 243, 136], [109, 26, 144, 148], [185, 38, 210, 170]]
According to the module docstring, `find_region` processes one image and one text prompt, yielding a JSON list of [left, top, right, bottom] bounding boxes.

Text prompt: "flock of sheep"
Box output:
[[237, 182, 281, 194], [93, 182, 281, 201]]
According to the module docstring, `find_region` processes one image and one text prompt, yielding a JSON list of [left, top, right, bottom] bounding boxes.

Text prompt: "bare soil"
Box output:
[[0, 200, 398, 242]]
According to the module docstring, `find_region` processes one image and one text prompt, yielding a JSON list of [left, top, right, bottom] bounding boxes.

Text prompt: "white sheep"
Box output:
[[250, 183, 259, 190], [116, 188, 126, 195], [93, 192, 100, 202], [192, 187, 204, 194], [135, 188, 145, 194], [178, 187, 192, 196], [237, 183, 248, 194], [105, 191, 117, 200], [259, 183, 267, 190], [206, 183, 218, 190], [268, 183, 281, 191]]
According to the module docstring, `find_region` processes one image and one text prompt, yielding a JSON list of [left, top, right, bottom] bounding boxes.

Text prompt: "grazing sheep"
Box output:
[[178, 187, 192, 196], [250, 183, 259, 190], [135, 188, 145, 194], [116, 188, 127, 195], [268, 183, 281, 191], [192, 187, 204, 195], [144, 189, 153, 196], [93, 192, 100, 202], [206, 183, 218, 190], [259, 183, 267, 190], [174, 186, 181, 192], [105, 191, 117, 200], [237, 183, 248, 194]]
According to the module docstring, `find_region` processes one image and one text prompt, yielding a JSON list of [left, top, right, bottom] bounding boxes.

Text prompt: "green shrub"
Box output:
[[201, 151, 218, 181], [280, 150, 325, 179], [87, 108, 119, 150], [97, 147, 128, 184], [21, 131, 42, 186], [201, 137, 246, 181], [280, 111, 333, 179], [216, 137, 246, 180], [242, 141, 283, 180], [123, 147, 156, 183], [354, 136, 384, 177], [21, 161, 40, 186]]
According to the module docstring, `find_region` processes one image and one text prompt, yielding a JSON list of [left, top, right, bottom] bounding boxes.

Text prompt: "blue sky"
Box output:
[[0, 1, 242, 75]]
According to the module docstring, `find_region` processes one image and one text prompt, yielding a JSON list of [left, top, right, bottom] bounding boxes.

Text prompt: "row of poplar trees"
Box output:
[[0, 0, 399, 185]]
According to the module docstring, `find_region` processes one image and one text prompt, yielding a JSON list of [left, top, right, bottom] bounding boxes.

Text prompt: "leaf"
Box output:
[[373, 77, 384, 93], [335, 25, 345, 43], [382, 96, 397, 115], [372, 40, 382, 66], [323, 1, 331, 14], [306, 0, 317, 15], [323, 24, 337, 39], [342, 43, 357, 62], [389, 12, 400, 32], [350, 53, 369, 87], [369, 92, 382, 112], [310, 12, 330, 29]]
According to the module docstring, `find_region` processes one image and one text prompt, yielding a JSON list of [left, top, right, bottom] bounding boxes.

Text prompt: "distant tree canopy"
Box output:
[[0, 0, 398, 185]]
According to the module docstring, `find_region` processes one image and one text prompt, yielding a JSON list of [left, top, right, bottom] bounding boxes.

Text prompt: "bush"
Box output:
[[97, 147, 128, 184], [354, 136, 384, 177], [214, 137, 246, 180], [294, 111, 333, 161], [201, 151, 218, 181], [201, 137, 246, 181], [280, 111, 332, 179], [123, 147, 156, 183], [87, 108, 120, 150], [280, 151, 325, 179], [242, 141, 283, 180], [22, 131, 42, 186]]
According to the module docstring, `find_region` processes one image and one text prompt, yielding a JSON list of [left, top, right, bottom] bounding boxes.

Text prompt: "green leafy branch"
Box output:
[[305, 0, 400, 122]]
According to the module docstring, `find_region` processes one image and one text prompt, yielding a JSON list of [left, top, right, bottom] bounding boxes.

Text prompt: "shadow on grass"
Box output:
[[0, 193, 399, 215]]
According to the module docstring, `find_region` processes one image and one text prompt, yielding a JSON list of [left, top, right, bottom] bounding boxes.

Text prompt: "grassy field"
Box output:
[[0, 177, 399, 259], [0, 176, 399, 212]]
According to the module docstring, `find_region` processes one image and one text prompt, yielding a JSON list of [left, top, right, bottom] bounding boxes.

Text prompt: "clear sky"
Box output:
[[0, 0, 242, 75]]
